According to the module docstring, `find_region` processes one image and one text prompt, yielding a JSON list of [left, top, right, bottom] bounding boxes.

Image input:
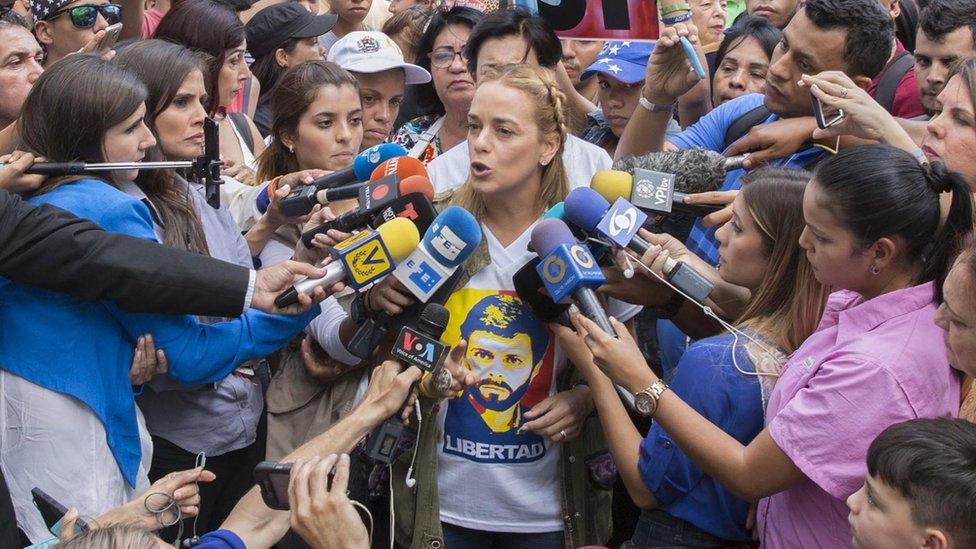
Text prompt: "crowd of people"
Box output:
[[0, 0, 975, 547]]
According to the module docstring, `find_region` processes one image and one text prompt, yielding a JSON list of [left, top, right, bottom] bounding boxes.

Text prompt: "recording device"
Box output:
[[812, 94, 845, 130], [6, 118, 225, 208], [278, 180, 366, 218], [253, 461, 294, 510], [300, 176, 435, 245], [530, 219, 613, 335], [604, 148, 748, 217], [347, 207, 481, 359], [274, 217, 420, 308], [513, 257, 571, 326], [32, 487, 90, 534], [278, 149, 427, 217], [564, 187, 714, 303], [100, 22, 123, 50]]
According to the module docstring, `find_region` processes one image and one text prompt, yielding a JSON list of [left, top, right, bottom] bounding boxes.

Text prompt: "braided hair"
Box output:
[[453, 64, 568, 220]]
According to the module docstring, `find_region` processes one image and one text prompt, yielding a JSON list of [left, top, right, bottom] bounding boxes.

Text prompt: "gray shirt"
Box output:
[[125, 177, 263, 456]]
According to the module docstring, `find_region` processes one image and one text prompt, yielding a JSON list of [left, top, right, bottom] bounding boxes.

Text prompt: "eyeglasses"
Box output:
[[428, 50, 465, 68], [45, 3, 121, 28]]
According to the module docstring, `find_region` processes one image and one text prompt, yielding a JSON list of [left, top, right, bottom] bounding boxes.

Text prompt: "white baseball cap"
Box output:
[[327, 31, 431, 85]]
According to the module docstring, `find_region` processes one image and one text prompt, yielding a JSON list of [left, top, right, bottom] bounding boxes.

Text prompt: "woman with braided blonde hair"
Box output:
[[365, 64, 641, 548]]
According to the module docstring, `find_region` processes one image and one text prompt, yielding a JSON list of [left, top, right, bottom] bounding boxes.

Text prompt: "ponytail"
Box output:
[[812, 144, 973, 299], [923, 162, 973, 300]]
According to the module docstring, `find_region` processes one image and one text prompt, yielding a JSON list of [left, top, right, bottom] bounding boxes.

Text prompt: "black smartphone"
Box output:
[[31, 487, 90, 535], [253, 461, 293, 510], [812, 94, 845, 130]]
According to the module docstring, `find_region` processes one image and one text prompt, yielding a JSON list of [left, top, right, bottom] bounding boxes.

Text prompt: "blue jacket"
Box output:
[[0, 179, 318, 485]]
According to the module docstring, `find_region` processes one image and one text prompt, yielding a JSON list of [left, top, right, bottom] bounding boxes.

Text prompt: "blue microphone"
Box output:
[[564, 187, 714, 304], [530, 219, 613, 335], [393, 206, 482, 301], [278, 143, 409, 216], [564, 187, 653, 255]]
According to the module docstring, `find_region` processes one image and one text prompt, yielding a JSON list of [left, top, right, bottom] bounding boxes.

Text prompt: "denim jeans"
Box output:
[[441, 522, 564, 549], [626, 509, 756, 548]]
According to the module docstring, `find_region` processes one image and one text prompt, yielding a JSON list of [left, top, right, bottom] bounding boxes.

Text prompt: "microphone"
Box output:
[[391, 303, 450, 373], [347, 206, 481, 359], [274, 217, 420, 308], [530, 219, 614, 336], [564, 188, 714, 303], [358, 156, 429, 211], [601, 149, 749, 217], [392, 206, 482, 302], [300, 176, 435, 245], [530, 219, 637, 410], [279, 180, 366, 218], [365, 303, 450, 468], [513, 258, 571, 326], [277, 143, 409, 216]]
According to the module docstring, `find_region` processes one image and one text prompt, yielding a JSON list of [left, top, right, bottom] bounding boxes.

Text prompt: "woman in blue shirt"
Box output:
[[0, 55, 320, 542], [555, 168, 828, 546]]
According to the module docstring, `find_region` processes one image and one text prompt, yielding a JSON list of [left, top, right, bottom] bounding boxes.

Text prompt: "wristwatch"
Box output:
[[349, 291, 370, 325], [634, 380, 670, 417]]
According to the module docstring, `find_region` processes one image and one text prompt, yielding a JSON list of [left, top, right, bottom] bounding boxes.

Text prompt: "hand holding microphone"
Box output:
[[274, 217, 420, 308], [277, 143, 410, 217], [563, 187, 715, 305]]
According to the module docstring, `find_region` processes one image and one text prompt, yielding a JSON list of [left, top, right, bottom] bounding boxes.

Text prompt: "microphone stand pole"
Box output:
[[7, 118, 225, 208]]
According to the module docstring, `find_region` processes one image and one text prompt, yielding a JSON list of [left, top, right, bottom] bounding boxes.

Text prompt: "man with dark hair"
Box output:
[[915, 0, 976, 114], [620, 0, 894, 265], [868, 0, 925, 118], [426, 8, 612, 193], [847, 418, 976, 549]]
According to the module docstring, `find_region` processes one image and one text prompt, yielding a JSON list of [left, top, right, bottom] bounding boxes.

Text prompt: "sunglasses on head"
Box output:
[[45, 3, 121, 28]]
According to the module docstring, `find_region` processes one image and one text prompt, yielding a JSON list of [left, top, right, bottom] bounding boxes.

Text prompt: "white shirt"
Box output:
[[436, 221, 640, 533], [1, 372, 152, 542], [426, 135, 613, 194]]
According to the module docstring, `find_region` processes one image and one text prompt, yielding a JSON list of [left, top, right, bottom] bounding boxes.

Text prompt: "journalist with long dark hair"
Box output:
[[0, 54, 320, 542]]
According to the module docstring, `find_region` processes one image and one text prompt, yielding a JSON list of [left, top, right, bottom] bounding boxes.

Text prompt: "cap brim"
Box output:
[[342, 58, 432, 84], [580, 59, 647, 85], [292, 13, 338, 38]]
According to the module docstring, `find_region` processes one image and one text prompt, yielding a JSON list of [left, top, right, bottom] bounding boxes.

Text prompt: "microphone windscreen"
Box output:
[[398, 175, 435, 200], [530, 219, 577, 257], [376, 217, 421, 261], [419, 303, 450, 337], [591, 170, 633, 203], [614, 148, 727, 194], [563, 187, 611, 232], [422, 206, 482, 268], [543, 202, 566, 220], [353, 143, 409, 181], [371, 156, 428, 183]]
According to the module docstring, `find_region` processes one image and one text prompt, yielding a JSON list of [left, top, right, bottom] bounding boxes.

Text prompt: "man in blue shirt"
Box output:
[[616, 0, 895, 265]]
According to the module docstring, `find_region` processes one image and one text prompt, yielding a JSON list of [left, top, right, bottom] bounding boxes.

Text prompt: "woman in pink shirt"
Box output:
[[569, 144, 973, 548]]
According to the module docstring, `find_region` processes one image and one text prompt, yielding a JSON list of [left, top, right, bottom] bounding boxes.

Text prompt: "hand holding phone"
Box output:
[[812, 94, 845, 130], [99, 22, 123, 51], [31, 487, 90, 536]]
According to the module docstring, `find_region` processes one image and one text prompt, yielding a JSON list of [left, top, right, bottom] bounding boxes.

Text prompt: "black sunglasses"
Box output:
[[45, 3, 121, 28]]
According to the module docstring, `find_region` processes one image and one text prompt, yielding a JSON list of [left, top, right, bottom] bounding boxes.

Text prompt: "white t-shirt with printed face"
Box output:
[[435, 221, 641, 533], [426, 134, 613, 194]]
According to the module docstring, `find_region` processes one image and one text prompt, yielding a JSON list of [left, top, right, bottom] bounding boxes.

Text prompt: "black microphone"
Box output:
[[278, 181, 367, 218], [513, 258, 571, 326], [300, 176, 435, 246], [364, 304, 450, 465]]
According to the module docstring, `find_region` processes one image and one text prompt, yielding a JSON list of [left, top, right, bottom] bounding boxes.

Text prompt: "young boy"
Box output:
[[319, 0, 371, 55], [847, 418, 976, 549]]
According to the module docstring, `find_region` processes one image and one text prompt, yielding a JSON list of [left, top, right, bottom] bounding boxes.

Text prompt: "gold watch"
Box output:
[[634, 380, 669, 417]]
